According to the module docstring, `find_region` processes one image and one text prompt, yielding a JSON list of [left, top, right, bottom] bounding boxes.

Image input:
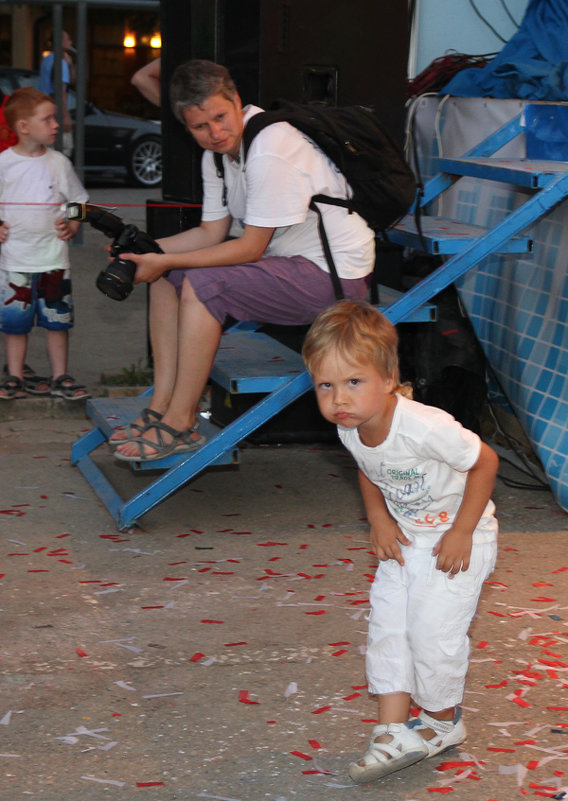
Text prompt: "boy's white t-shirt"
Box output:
[[338, 394, 498, 548], [200, 105, 375, 280], [0, 147, 88, 273]]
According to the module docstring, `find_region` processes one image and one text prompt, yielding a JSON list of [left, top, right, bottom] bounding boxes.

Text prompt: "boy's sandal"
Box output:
[[24, 374, 51, 395], [50, 374, 91, 401], [0, 375, 27, 401], [108, 407, 163, 446], [114, 420, 206, 462], [407, 708, 466, 757], [348, 723, 428, 784], [3, 363, 36, 380]]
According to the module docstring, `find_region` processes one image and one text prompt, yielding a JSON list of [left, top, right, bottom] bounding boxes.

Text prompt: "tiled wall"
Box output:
[[412, 96, 568, 513]]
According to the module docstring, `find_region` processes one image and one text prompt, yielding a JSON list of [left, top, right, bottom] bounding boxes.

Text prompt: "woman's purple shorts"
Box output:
[[164, 256, 369, 326]]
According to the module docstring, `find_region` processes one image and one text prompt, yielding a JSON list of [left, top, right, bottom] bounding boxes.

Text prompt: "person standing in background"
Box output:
[[39, 30, 75, 157], [131, 58, 161, 107]]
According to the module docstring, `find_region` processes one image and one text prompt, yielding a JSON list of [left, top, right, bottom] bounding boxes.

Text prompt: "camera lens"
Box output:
[[96, 258, 136, 301]]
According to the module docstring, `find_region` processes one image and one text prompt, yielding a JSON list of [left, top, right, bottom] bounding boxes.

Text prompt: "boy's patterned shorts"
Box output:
[[0, 269, 74, 334]]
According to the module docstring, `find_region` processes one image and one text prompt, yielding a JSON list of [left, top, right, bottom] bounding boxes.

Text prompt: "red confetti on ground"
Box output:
[[332, 649, 348, 657], [136, 782, 165, 787], [436, 761, 480, 771], [476, 641, 489, 648], [427, 789, 454, 794], [225, 642, 247, 647], [488, 747, 516, 752], [76, 648, 88, 657], [141, 606, 165, 610], [290, 750, 313, 760], [306, 610, 326, 616], [311, 706, 331, 714], [201, 619, 224, 624], [309, 739, 322, 749], [238, 690, 259, 705], [190, 652, 205, 662]]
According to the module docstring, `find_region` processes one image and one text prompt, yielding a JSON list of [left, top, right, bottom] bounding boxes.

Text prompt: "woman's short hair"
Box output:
[[169, 59, 237, 123], [302, 299, 400, 385]]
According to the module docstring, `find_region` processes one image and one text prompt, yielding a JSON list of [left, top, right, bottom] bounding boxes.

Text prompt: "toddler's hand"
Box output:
[[0, 221, 10, 243], [433, 528, 473, 574], [370, 518, 411, 566]]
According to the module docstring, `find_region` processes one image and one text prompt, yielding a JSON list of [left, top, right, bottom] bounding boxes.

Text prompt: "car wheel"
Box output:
[[127, 135, 162, 187]]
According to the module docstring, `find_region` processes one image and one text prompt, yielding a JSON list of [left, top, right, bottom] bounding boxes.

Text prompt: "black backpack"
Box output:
[[214, 100, 417, 299]]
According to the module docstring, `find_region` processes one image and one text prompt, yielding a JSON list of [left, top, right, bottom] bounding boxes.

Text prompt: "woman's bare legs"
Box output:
[[115, 277, 222, 457], [110, 277, 180, 442]]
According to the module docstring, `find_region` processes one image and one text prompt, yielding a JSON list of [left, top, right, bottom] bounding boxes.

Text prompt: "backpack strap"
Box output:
[[309, 198, 345, 301], [215, 113, 346, 301], [213, 152, 227, 206]]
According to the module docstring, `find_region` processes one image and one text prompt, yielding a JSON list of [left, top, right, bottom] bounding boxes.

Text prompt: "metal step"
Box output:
[[389, 214, 532, 255], [438, 157, 568, 189], [82, 395, 239, 471], [211, 331, 305, 394]]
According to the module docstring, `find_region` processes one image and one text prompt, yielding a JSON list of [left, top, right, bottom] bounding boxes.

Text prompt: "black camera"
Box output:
[[63, 202, 163, 301]]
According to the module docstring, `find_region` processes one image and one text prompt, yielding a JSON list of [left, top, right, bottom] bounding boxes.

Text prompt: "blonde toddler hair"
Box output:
[[302, 299, 400, 388]]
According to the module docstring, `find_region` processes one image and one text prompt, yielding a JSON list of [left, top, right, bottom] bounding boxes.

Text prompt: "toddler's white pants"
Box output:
[[366, 540, 497, 711]]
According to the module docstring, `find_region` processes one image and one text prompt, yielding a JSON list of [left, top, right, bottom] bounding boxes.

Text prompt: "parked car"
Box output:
[[0, 67, 162, 187]]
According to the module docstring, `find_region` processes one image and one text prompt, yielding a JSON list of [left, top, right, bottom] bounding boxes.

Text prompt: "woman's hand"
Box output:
[[0, 221, 9, 243], [120, 252, 170, 284]]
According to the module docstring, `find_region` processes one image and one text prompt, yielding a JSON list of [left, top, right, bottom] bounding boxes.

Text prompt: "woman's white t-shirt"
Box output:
[[201, 105, 375, 280]]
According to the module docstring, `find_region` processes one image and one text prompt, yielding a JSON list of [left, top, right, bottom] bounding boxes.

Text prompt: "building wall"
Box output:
[[409, 0, 531, 77], [1, 5, 159, 119]]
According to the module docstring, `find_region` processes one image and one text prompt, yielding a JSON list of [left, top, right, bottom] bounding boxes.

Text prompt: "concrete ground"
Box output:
[[1, 183, 567, 801]]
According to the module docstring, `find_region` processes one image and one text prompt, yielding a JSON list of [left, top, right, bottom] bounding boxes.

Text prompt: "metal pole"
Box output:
[[52, 4, 64, 152], [74, 1, 87, 183]]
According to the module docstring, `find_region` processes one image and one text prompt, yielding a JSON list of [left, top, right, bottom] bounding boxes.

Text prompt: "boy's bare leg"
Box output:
[[46, 329, 69, 380], [5, 332, 27, 378], [47, 329, 88, 398]]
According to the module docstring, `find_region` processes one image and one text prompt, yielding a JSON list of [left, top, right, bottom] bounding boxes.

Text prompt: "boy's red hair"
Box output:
[[4, 87, 54, 132]]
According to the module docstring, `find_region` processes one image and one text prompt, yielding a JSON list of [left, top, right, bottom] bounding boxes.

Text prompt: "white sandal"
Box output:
[[407, 708, 466, 757], [348, 722, 428, 784]]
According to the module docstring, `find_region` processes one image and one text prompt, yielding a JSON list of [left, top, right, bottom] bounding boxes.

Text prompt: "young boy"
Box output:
[[302, 299, 499, 784], [0, 87, 89, 400]]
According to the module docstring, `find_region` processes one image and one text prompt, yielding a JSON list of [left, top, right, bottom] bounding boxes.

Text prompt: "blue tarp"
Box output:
[[440, 0, 568, 100]]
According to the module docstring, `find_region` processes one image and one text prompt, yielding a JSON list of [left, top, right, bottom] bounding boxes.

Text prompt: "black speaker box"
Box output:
[[159, 0, 409, 203]]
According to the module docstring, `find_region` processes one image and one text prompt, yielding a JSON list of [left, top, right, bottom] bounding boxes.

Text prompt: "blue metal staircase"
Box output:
[[71, 104, 568, 529]]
